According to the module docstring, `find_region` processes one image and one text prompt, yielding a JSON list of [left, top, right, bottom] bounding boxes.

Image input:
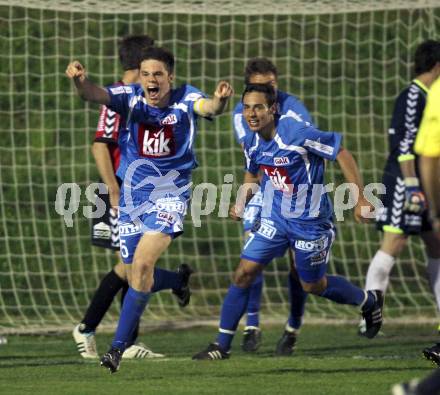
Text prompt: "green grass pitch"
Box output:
[[1, 324, 437, 395]]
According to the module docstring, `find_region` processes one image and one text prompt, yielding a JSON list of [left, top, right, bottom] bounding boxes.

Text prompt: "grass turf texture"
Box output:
[[0, 324, 437, 395]]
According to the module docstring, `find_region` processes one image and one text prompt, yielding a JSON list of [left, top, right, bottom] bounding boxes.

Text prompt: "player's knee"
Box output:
[[131, 260, 155, 291], [131, 256, 155, 277], [301, 280, 326, 295], [233, 266, 257, 288]]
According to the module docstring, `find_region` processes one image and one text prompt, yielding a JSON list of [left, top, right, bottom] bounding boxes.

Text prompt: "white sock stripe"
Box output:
[[247, 312, 258, 316], [244, 326, 259, 331], [219, 328, 235, 335], [285, 323, 299, 334], [360, 291, 369, 309]]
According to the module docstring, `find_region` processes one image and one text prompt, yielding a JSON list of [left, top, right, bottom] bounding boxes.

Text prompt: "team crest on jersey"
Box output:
[[138, 124, 175, 158], [161, 114, 178, 125], [274, 156, 290, 165], [260, 165, 293, 193]]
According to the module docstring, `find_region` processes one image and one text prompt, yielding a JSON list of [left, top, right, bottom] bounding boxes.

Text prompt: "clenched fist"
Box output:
[[65, 61, 86, 82], [214, 81, 234, 100]]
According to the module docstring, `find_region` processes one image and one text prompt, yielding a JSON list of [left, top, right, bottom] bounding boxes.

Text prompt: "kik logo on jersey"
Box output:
[[260, 165, 293, 193], [138, 124, 175, 158]]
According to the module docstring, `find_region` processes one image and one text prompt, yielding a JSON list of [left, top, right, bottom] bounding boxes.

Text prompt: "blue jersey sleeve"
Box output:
[[285, 97, 313, 124], [106, 84, 138, 119], [278, 91, 314, 125], [243, 146, 259, 175], [232, 102, 247, 145], [301, 125, 342, 161], [182, 85, 206, 121]]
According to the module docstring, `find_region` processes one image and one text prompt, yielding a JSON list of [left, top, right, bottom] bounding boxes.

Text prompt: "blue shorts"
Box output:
[[241, 218, 335, 283], [243, 190, 263, 233], [118, 196, 187, 264]]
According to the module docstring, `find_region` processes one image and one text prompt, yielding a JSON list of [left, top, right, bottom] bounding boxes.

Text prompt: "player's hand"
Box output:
[[214, 81, 234, 100], [229, 204, 243, 221], [354, 197, 374, 224], [109, 187, 120, 213], [404, 187, 426, 214], [65, 61, 86, 81]]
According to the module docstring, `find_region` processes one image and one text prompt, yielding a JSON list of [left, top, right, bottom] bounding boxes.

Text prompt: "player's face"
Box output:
[[140, 59, 173, 107], [243, 92, 275, 133], [248, 73, 278, 91]]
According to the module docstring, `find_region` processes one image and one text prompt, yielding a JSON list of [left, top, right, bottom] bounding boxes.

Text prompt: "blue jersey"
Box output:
[[233, 90, 313, 145], [107, 83, 205, 204], [243, 117, 342, 224]]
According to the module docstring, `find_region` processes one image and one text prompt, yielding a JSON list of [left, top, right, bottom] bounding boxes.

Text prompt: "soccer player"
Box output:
[[193, 83, 382, 360], [232, 58, 312, 354], [359, 40, 440, 336], [414, 60, 440, 366], [72, 35, 187, 360], [66, 46, 233, 372]]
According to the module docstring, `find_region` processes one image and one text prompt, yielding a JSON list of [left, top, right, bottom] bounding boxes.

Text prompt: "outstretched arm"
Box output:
[[92, 142, 120, 210], [66, 61, 110, 105], [194, 81, 234, 117], [336, 146, 372, 223]]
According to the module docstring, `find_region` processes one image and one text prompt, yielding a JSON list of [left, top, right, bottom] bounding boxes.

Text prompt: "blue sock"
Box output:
[[111, 287, 150, 351], [151, 267, 181, 293], [287, 273, 308, 330], [246, 273, 263, 328], [216, 285, 250, 351], [319, 275, 369, 307]]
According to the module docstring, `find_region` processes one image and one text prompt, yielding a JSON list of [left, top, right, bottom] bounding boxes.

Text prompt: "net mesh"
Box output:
[[2, 0, 440, 14], [0, 2, 439, 333]]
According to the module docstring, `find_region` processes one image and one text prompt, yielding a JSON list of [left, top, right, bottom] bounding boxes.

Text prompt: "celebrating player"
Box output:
[[72, 35, 191, 360], [193, 83, 382, 360], [66, 46, 233, 373], [359, 40, 440, 337], [232, 58, 312, 354]]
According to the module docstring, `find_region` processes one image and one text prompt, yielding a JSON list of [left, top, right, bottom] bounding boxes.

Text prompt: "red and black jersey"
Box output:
[[94, 81, 126, 172]]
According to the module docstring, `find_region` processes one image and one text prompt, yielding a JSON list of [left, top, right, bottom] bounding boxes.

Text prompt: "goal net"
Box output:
[[1, 0, 439, 333]]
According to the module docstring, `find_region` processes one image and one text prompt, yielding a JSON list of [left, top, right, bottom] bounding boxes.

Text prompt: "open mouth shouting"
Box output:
[[146, 86, 160, 101]]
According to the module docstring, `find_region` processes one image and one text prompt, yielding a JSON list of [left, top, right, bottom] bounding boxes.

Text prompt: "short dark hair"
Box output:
[[118, 35, 155, 71], [414, 39, 440, 75], [139, 46, 175, 74], [244, 57, 278, 85], [242, 83, 277, 107]]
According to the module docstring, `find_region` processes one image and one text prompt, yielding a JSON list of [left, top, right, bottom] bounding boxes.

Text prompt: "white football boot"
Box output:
[[72, 324, 98, 359]]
